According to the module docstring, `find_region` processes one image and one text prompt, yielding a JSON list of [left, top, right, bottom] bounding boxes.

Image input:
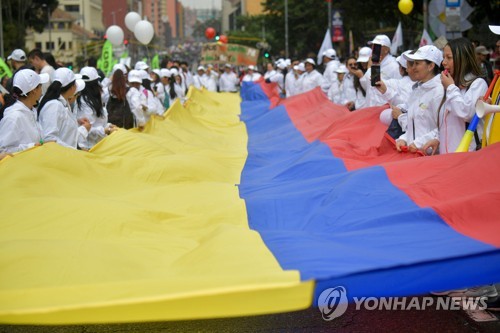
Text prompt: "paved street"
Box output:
[[1, 299, 499, 333]]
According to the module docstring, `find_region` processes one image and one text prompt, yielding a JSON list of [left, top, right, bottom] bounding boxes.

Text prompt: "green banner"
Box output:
[[0, 58, 13, 78], [151, 54, 160, 69], [98, 41, 114, 76]]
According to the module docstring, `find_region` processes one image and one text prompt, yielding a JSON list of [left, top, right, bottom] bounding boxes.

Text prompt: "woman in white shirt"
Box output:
[[423, 38, 488, 154], [125, 69, 147, 131], [75, 66, 116, 149], [0, 69, 49, 153], [168, 68, 187, 105], [38, 68, 91, 149], [396, 45, 444, 154]]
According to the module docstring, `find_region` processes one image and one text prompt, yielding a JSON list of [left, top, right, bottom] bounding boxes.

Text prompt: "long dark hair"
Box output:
[[110, 69, 127, 102], [352, 57, 366, 97], [77, 79, 104, 118], [0, 87, 24, 120], [447, 37, 485, 89], [169, 78, 178, 100], [38, 80, 75, 116]]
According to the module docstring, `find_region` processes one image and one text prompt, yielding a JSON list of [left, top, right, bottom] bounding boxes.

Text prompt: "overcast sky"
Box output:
[[179, 0, 222, 10]]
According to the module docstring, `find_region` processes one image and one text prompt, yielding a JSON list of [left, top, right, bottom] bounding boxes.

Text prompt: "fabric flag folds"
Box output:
[[1, 82, 500, 324], [391, 22, 403, 55], [317, 29, 333, 66]]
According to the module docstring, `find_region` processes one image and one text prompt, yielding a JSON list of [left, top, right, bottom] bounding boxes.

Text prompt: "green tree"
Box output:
[[2, 0, 59, 53]]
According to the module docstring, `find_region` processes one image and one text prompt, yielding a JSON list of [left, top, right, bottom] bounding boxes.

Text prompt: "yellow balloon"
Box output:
[[398, 0, 414, 15]]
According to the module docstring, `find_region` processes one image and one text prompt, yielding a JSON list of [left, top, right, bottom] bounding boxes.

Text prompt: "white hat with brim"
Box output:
[[197, 66, 206, 71], [248, 65, 255, 70], [335, 64, 348, 74], [80, 66, 100, 82], [160, 68, 171, 78], [169, 68, 180, 76], [127, 70, 142, 83], [368, 35, 391, 48], [298, 63, 306, 72], [7, 49, 27, 62], [138, 69, 150, 80], [13, 69, 49, 96], [396, 50, 412, 68], [53, 68, 78, 88], [75, 79, 86, 94], [357, 47, 372, 63], [112, 63, 128, 75], [305, 58, 316, 66], [134, 61, 149, 70], [489, 25, 500, 35], [404, 45, 443, 66], [323, 48, 337, 59]]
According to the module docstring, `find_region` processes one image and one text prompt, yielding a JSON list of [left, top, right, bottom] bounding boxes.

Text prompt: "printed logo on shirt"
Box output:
[[419, 103, 428, 110]]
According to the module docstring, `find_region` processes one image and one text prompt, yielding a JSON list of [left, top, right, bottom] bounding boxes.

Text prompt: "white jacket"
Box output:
[[0, 101, 42, 153], [75, 99, 108, 149], [361, 55, 402, 107], [299, 70, 325, 94], [264, 70, 276, 80], [437, 77, 488, 154], [126, 86, 147, 127], [242, 72, 262, 82], [343, 73, 357, 105], [285, 72, 299, 97], [39, 97, 89, 149], [219, 72, 239, 92], [321, 60, 339, 94], [268, 70, 285, 94], [398, 75, 444, 149]]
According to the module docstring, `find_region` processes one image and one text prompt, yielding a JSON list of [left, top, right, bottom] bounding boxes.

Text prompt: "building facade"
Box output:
[[222, 0, 264, 32]]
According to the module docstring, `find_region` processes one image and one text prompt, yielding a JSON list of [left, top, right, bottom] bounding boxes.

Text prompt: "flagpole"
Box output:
[[423, 0, 428, 32], [285, 0, 289, 59], [328, 0, 332, 43]]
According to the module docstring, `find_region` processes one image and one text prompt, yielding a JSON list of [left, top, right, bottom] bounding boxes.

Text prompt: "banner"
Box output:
[[0, 58, 13, 78], [98, 40, 115, 76], [317, 29, 333, 65], [391, 22, 403, 55], [331, 10, 344, 42], [151, 54, 160, 69], [200, 43, 259, 66]]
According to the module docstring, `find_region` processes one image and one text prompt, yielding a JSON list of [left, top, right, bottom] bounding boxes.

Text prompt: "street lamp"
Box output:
[[42, 4, 52, 52]]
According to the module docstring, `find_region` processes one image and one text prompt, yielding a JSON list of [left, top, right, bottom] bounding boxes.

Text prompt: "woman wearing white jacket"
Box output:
[[396, 45, 444, 154], [423, 38, 488, 154], [0, 69, 49, 153], [38, 68, 91, 149]]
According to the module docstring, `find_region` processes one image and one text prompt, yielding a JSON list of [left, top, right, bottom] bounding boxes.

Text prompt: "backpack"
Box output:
[[106, 96, 134, 129]]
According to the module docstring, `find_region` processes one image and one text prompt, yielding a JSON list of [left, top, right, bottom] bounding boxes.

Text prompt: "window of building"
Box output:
[[64, 5, 79, 12], [68, 41, 73, 49], [35, 42, 42, 50], [45, 42, 55, 51]]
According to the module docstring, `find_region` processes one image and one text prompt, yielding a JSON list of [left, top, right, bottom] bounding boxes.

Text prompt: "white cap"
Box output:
[[7, 49, 27, 62], [323, 48, 337, 59], [127, 69, 142, 83], [160, 68, 171, 78], [248, 65, 255, 70], [138, 69, 150, 80], [53, 68, 79, 88], [207, 64, 214, 68], [134, 61, 149, 70], [305, 58, 316, 66], [369, 35, 391, 48], [197, 65, 206, 71], [277, 62, 286, 70], [297, 63, 305, 72], [404, 45, 443, 66], [75, 79, 86, 94], [112, 63, 128, 75], [12, 69, 49, 96], [396, 50, 412, 68], [357, 47, 372, 63], [489, 25, 500, 35], [225, 63, 232, 68], [169, 68, 180, 76], [285, 59, 291, 66], [80, 66, 99, 82], [335, 64, 348, 74], [152, 69, 161, 76]]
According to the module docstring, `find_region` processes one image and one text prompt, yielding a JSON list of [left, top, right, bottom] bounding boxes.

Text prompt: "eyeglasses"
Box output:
[[348, 64, 357, 68]]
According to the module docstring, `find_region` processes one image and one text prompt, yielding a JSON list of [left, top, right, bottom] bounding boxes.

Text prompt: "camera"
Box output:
[[371, 65, 381, 87], [371, 44, 382, 64]]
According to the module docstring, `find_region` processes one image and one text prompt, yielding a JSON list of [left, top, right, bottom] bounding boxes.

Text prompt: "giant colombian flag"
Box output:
[[0, 83, 499, 324]]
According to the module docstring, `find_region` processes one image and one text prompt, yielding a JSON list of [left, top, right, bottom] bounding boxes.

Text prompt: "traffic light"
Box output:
[[264, 51, 270, 58], [215, 35, 220, 41]]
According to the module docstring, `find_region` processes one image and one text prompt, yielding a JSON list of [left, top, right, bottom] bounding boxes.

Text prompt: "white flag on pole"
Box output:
[[317, 29, 333, 65], [391, 22, 403, 55], [419, 29, 434, 47]]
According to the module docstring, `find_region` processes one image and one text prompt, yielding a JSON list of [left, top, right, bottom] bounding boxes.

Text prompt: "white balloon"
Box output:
[[105, 25, 124, 46], [134, 20, 155, 45], [125, 12, 141, 32]]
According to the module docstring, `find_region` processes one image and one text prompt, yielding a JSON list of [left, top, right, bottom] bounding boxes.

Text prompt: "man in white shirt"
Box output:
[[359, 35, 402, 107], [193, 66, 209, 90], [299, 58, 325, 94], [242, 65, 262, 82], [27, 49, 55, 94], [321, 48, 340, 94], [219, 64, 239, 92]]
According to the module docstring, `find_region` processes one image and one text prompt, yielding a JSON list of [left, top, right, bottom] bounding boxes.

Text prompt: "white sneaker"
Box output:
[[430, 289, 468, 296], [462, 285, 498, 298]]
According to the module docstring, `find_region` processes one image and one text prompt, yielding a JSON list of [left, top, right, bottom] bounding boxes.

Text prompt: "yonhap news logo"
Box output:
[[318, 286, 489, 320], [317, 286, 349, 320]]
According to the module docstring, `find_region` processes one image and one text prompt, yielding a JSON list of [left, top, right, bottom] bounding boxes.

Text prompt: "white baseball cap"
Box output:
[[127, 69, 142, 83], [248, 65, 255, 70], [138, 69, 150, 80], [197, 65, 206, 71], [134, 61, 149, 70], [112, 63, 128, 75], [297, 63, 305, 72], [285, 59, 291, 66], [160, 68, 171, 78], [323, 48, 337, 59], [169, 68, 180, 76], [7, 49, 27, 62], [404, 45, 443, 66], [53, 68, 80, 88], [13, 69, 49, 96], [225, 64, 232, 68], [80, 66, 99, 82], [152, 69, 161, 77], [489, 25, 500, 35], [305, 58, 316, 66], [396, 50, 413, 68], [369, 35, 391, 48], [277, 62, 286, 70], [357, 47, 372, 63], [335, 64, 348, 74], [75, 79, 86, 94]]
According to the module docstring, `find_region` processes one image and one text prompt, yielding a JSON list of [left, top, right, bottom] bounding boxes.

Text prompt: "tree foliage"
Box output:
[[2, 0, 59, 53]]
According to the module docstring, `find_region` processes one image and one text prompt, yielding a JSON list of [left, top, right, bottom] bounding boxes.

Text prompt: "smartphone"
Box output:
[[371, 65, 381, 87], [371, 44, 382, 63]]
